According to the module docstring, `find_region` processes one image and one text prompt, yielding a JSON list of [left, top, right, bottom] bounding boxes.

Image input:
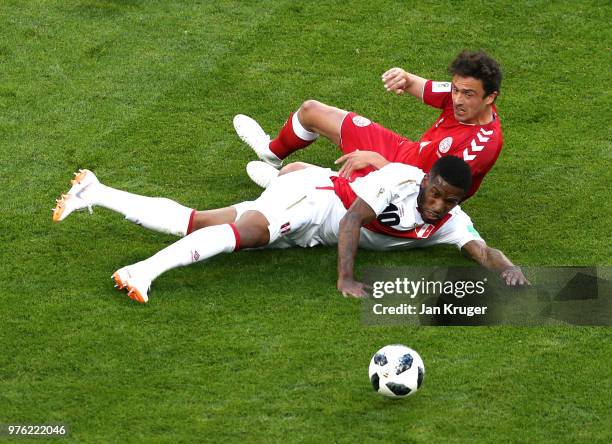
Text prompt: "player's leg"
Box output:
[[337, 113, 417, 179], [189, 207, 236, 231], [296, 100, 347, 145], [53, 170, 275, 236], [113, 166, 333, 303], [53, 169, 194, 237], [246, 161, 317, 189], [234, 100, 348, 167], [113, 210, 270, 303]]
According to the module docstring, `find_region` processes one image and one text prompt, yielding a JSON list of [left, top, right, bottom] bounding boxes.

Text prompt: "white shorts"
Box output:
[[233, 167, 345, 249]]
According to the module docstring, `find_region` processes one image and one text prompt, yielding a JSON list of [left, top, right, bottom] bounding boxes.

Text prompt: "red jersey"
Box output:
[[397, 80, 503, 197]]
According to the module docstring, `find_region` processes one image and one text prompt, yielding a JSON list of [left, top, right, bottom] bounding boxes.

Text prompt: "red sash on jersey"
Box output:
[[330, 175, 451, 239]]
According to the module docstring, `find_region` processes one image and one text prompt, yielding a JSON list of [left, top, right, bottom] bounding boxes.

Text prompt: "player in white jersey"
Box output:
[[52, 157, 528, 303]]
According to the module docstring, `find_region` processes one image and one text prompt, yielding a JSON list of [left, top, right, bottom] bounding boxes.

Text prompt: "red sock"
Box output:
[[269, 112, 318, 159]]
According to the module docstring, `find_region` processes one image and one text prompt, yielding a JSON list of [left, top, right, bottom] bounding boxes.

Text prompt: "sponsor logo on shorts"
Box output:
[[192, 250, 200, 261], [280, 222, 291, 235], [438, 137, 453, 154], [352, 116, 371, 127]]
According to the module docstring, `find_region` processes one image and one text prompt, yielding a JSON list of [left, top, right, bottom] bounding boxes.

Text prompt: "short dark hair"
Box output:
[[430, 156, 472, 193], [449, 50, 502, 97]]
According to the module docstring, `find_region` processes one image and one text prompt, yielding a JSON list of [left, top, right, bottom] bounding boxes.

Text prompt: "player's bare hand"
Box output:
[[337, 278, 371, 298], [500, 267, 531, 287], [382, 67, 409, 95], [335, 151, 389, 178]]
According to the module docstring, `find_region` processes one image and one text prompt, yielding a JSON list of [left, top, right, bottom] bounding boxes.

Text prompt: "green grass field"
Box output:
[[1, 1, 610, 442]]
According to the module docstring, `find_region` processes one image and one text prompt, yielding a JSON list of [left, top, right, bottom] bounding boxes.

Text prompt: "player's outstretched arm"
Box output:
[[337, 198, 376, 298], [461, 240, 530, 287], [381, 67, 427, 98]]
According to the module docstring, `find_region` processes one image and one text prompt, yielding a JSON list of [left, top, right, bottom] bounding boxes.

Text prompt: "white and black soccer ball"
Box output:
[[368, 344, 425, 398]]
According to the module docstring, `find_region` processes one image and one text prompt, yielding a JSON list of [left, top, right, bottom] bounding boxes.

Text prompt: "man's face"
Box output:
[[417, 174, 466, 224], [451, 75, 496, 124]]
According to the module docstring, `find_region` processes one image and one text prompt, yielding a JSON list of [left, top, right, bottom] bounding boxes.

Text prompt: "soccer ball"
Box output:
[[368, 344, 425, 398]]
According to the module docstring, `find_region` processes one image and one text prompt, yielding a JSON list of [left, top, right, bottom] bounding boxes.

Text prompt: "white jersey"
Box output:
[[348, 163, 483, 250], [233, 164, 483, 251]]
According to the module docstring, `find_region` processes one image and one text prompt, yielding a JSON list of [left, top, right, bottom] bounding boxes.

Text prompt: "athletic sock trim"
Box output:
[[186, 209, 196, 235], [269, 112, 318, 160], [229, 223, 241, 251], [292, 111, 319, 141]]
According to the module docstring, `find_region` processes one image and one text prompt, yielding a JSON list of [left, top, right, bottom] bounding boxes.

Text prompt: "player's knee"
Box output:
[[298, 99, 326, 124], [299, 99, 323, 114], [298, 100, 345, 145], [279, 162, 310, 176], [235, 211, 270, 248]]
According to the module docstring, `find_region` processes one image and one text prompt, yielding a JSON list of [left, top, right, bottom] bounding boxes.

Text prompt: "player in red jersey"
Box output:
[[234, 50, 502, 199]]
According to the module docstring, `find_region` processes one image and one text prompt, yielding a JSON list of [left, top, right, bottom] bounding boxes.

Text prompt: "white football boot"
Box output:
[[112, 265, 151, 304], [246, 161, 280, 189], [52, 169, 99, 222], [233, 114, 283, 168]]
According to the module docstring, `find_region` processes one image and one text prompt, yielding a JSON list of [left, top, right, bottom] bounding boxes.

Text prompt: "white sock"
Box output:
[[84, 183, 194, 236], [292, 111, 319, 141], [134, 224, 239, 281]]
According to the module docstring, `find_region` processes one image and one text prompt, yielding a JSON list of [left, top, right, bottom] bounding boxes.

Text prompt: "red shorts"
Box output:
[[340, 113, 420, 178]]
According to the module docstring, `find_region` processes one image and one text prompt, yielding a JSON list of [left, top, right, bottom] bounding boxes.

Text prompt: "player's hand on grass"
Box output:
[[335, 151, 389, 178], [382, 67, 409, 94], [337, 278, 371, 298], [500, 267, 531, 287]]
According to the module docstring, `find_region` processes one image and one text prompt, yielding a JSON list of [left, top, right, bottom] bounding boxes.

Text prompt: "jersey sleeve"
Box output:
[[423, 80, 452, 109], [428, 209, 485, 249], [349, 163, 423, 216]]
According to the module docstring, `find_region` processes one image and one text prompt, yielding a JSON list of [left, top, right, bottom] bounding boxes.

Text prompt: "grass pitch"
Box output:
[[0, 1, 610, 442]]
